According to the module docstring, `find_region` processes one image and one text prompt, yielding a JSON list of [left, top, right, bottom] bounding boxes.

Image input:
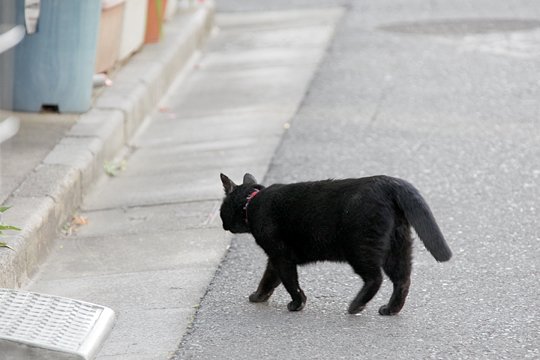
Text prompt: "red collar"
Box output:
[[243, 189, 260, 224]]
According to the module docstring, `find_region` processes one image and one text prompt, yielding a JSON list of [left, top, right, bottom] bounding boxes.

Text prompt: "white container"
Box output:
[[165, 0, 178, 20], [96, 0, 126, 73], [177, 0, 194, 10], [118, 0, 148, 61]]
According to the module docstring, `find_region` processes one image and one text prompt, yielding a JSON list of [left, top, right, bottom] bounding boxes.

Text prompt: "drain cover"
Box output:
[[379, 18, 540, 36], [0, 289, 115, 360]]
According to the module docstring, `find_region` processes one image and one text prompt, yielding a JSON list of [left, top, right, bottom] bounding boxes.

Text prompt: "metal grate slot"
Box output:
[[0, 288, 115, 360]]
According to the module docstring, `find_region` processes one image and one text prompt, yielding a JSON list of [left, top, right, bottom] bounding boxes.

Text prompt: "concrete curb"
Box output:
[[0, 3, 215, 288]]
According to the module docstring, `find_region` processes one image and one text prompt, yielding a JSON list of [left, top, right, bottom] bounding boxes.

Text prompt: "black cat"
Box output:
[[219, 173, 451, 315]]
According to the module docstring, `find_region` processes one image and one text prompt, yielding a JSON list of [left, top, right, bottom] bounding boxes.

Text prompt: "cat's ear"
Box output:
[[220, 173, 236, 194], [243, 173, 257, 185]]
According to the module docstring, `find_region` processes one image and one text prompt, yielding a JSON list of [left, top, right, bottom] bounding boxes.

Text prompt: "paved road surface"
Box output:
[[176, 0, 540, 359]]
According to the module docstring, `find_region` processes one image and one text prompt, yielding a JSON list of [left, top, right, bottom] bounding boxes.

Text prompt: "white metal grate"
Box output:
[[0, 288, 115, 360]]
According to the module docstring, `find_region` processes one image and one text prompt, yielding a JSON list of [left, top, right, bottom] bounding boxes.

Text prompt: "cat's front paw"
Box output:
[[378, 305, 398, 316], [287, 299, 306, 311], [249, 290, 273, 303]]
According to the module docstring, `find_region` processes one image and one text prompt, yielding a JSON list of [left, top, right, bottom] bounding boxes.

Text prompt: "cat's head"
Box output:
[[219, 173, 261, 234]]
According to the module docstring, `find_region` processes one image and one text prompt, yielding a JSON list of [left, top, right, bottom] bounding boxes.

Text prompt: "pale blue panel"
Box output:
[[13, 0, 101, 113]]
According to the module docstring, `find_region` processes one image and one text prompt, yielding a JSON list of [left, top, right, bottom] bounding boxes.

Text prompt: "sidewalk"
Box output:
[[0, 4, 214, 289], [3, 7, 342, 360]]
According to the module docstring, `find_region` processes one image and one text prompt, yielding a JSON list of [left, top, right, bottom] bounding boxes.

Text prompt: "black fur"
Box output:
[[219, 173, 452, 315]]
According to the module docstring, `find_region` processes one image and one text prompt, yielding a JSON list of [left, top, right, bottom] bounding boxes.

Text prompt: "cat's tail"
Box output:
[[392, 178, 452, 262]]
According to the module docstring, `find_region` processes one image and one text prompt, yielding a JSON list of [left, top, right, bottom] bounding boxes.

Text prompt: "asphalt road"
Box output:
[[175, 0, 540, 358]]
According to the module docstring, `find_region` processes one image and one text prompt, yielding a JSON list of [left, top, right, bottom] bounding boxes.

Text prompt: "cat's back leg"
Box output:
[[343, 231, 387, 314], [346, 254, 384, 314], [343, 207, 393, 314], [379, 221, 413, 315]]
